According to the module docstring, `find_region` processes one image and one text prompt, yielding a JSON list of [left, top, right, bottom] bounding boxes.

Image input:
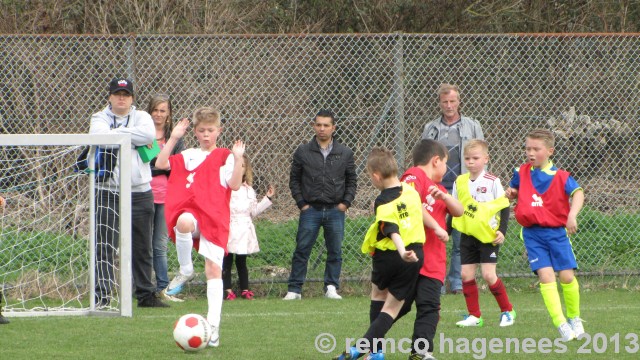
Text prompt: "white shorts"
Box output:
[[175, 212, 225, 268]]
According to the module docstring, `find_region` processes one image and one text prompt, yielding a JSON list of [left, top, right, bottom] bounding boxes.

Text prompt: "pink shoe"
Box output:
[[225, 291, 236, 301], [240, 290, 255, 300]]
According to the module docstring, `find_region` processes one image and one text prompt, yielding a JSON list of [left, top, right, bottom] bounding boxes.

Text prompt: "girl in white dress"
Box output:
[[223, 154, 275, 300]]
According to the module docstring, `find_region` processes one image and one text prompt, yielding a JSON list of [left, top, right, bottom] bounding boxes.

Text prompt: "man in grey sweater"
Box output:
[[421, 83, 484, 295]]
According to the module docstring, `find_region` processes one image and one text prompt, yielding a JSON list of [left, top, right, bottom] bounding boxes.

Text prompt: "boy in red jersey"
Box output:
[[450, 140, 515, 328], [401, 139, 463, 359], [505, 129, 585, 342], [155, 107, 244, 348]]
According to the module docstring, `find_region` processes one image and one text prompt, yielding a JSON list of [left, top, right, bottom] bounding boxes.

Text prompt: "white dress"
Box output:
[[226, 184, 272, 255]]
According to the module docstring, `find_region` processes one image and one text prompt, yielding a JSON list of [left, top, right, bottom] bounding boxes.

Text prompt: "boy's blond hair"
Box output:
[[366, 147, 398, 179], [464, 139, 489, 156], [192, 107, 222, 128], [527, 129, 555, 148]]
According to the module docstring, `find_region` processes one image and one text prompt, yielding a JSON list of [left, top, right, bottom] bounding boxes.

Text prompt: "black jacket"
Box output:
[[289, 136, 357, 209]]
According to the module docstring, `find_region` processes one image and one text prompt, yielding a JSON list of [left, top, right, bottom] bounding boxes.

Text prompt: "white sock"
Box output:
[[175, 230, 194, 276], [207, 278, 223, 328]]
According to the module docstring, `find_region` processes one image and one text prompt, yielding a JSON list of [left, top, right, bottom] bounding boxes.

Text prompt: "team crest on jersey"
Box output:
[[424, 194, 436, 212], [396, 202, 409, 220], [464, 203, 478, 218], [186, 172, 196, 188], [531, 194, 543, 207], [476, 186, 487, 193]]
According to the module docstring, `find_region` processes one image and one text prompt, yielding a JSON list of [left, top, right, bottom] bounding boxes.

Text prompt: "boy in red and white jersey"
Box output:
[[450, 140, 515, 328], [155, 107, 244, 348]]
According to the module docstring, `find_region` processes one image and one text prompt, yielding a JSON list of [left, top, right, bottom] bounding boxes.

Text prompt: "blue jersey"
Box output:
[[509, 161, 581, 196]]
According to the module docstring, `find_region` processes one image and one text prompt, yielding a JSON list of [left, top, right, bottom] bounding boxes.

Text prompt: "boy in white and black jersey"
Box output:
[[451, 140, 515, 328]]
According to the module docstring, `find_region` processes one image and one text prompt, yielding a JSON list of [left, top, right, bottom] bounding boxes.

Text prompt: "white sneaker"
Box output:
[[408, 352, 437, 360], [568, 317, 585, 338], [166, 272, 196, 296], [325, 285, 342, 299], [282, 291, 301, 300], [161, 289, 185, 303], [499, 310, 516, 327], [456, 314, 483, 327], [208, 325, 219, 347], [558, 322, 576, 341]]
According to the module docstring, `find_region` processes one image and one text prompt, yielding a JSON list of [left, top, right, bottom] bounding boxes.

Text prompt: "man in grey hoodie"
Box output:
[[90, 78, 168, 308]]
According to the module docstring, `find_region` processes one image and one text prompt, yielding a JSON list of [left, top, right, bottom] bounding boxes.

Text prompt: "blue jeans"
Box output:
[[443, 228, 462, 293], [152, 203, 169, 291], [287, 206, 345, 293]]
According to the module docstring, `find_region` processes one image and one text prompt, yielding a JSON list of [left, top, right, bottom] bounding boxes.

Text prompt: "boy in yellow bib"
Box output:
[[451, 140, 515, 328], [334, 147, 424, 360]]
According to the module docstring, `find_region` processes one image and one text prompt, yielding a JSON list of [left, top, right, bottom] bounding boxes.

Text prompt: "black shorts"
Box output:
[[460, 233, 500, 265], [371, 243, 424, 301]]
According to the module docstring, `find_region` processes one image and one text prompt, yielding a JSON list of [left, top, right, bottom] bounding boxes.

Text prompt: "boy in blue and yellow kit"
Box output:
[[505, 129, 585, 341], [334, 147, 424, 360]]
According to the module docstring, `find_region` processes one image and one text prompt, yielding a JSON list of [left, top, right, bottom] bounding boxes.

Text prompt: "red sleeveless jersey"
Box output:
[[401, 166, 449, 282], [165, 148, 232, 250], [514, 163, 570, 228]]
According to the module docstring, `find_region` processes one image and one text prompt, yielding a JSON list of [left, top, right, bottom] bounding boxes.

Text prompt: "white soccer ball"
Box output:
[[173, 313, 212, 352]]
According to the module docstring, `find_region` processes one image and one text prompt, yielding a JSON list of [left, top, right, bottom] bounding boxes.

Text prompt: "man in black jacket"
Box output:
[[284, 110, 357, 300]]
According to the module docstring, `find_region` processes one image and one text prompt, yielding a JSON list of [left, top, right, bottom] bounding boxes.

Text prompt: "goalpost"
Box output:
[[0, 134, 133, 317]]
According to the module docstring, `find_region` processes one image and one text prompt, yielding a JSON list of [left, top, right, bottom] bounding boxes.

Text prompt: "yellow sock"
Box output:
[[561, 277, 580, 319], [540, 282, 566, 327]]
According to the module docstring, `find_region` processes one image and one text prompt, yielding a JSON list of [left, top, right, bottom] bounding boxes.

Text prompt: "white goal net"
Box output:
[[0, 134, 133, 317]]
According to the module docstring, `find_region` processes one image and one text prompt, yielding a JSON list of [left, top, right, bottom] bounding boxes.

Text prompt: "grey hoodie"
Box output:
[[89, 105, 155, 192]]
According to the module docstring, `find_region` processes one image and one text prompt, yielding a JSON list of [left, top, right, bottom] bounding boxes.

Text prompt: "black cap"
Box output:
[[109, 78, 134, 95]]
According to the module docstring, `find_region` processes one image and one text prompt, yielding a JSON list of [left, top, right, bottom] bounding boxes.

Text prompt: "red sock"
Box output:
[[462, 279, 481, 317], [489, 278, 513, 312]]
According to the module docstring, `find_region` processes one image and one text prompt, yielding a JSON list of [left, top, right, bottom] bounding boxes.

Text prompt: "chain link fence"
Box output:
[[1, 33, 639, 288]]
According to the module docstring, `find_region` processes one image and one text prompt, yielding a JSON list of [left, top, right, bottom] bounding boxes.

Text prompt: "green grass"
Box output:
[[2, 288, 639, 359]]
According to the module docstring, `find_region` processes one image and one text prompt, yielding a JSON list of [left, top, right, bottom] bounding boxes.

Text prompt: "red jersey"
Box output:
[[165, 148, 232, 251], [514, 163, 570, 228], [401, 167, 449, 282]]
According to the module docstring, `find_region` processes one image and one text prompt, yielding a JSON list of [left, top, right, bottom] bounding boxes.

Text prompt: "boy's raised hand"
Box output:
[[505, 187, 518, 200], [232, 140, 245, 158], [171, 118, 190, 140]]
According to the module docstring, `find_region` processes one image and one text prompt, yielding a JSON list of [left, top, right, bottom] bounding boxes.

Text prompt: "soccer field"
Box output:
[[2, 288, 638, 359]]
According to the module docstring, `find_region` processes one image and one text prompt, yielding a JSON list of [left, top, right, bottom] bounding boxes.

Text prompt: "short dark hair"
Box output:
[[315, 109, 336, 124], [412, 139, 448, 166]]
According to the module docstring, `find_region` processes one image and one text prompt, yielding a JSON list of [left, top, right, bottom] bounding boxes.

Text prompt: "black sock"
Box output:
[[369, 300, 385, 324], [363, 312, 394, 352]]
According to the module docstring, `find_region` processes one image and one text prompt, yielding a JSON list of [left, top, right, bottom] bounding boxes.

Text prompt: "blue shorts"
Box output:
[[521, 226, 577, 273]]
